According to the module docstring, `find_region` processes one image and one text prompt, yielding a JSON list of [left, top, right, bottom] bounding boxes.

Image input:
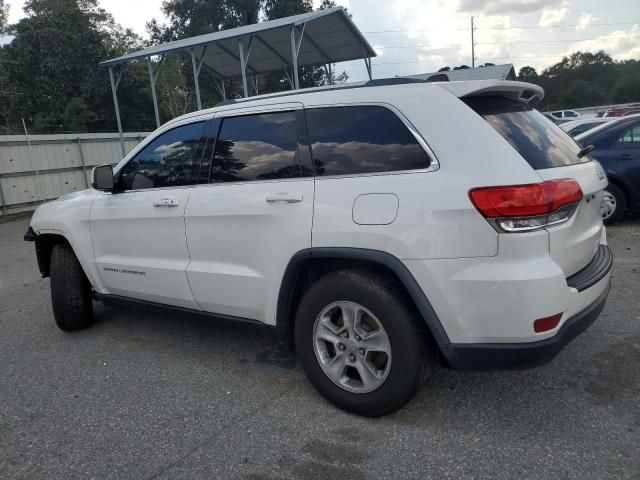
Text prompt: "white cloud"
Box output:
[[457, 0, 561, 15], [538, 6, 570, 28], [373, 45, 385, 56], [565, 24, 640, 60], [576, 13, 595, 31], [387, 0, 523, 72]]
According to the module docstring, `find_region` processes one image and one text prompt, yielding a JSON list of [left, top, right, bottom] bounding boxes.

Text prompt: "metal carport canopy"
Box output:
[[99, 6, 376, 155]]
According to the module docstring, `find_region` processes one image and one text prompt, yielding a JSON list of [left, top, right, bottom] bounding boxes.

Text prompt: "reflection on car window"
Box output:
[[212, 111, 300, 182], [569, 123, 600, 136], [464, 96, 587, 170], [618, 125, 640, 143], [119, 122, 204, 190], [305, 106, 430, 176]]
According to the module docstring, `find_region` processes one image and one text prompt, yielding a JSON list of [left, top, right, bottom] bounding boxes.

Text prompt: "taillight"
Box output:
[[469, 179, 583, 233]]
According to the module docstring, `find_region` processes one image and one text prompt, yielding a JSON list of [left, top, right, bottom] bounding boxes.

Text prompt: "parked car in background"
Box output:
[[603, 106, 640, 118], [561, 118, 610, 137], [576, 114, 640, 224], [549, 110, 581, 122]]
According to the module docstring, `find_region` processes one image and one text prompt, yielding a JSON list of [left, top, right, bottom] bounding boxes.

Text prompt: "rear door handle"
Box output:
[[265, 192, 303, 203], [153, 198, 179, 208], [619, 153, 636, 159]]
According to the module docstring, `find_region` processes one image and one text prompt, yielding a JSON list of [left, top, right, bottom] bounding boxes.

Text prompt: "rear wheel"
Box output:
[[601, 184, 625, 225], [50, 243, 93, 331], [294, 270, 433, 417]]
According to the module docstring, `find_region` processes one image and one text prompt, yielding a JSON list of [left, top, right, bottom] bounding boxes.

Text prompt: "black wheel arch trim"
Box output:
[[276, 247, 455, 360]]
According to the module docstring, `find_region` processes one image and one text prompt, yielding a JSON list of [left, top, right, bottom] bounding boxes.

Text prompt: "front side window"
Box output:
[[119, 122, 205, 190], [569, 122, 601, 137], [305, 106, 430, 176], [211, 111, 300, 182], [617, 124, 640, 144]]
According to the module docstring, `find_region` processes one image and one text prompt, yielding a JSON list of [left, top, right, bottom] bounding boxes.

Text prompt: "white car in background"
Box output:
[[25, 79, 613, 416], [549, 109, 581, 122], [561, 118, 610, 137]]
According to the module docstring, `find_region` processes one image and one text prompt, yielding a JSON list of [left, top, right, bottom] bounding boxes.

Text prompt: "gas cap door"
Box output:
[[352, 193, 399, 225]]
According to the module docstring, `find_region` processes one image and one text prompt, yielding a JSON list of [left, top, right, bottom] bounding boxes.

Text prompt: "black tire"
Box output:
[[602, 184, 626, 226], [294, 270, 433, 417], [50, 243, 93, 331]]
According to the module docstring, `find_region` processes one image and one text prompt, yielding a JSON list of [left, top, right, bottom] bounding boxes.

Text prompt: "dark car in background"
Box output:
[[576, 114, 640, 224]]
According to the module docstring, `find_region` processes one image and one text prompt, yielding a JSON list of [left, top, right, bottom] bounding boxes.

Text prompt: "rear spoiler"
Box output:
[[439, 80, 544, 106]]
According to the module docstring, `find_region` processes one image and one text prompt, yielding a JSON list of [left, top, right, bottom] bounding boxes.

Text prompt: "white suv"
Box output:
[[25, 79, 612, 416]]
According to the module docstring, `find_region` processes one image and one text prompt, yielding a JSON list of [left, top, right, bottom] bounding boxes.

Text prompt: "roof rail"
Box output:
[[213, 76, 451, 107]]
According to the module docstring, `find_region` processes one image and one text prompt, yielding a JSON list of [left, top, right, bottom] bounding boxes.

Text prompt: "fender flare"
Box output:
[[276, 247, 456, 362]]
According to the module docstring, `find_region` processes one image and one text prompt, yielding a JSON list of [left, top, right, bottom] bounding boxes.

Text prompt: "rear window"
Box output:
[[464, 96, 588, 170]]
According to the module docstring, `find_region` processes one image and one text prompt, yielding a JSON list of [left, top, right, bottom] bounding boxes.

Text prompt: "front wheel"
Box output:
[[294, 270, 433, 417], [50, 243, 94, 331], [601, 184, 625, 225]]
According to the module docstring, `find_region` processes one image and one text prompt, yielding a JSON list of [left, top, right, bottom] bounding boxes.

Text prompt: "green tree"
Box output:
[[517, 66, 538, 83], [526, 50, 640, 110], [1, 0, 150, 133]]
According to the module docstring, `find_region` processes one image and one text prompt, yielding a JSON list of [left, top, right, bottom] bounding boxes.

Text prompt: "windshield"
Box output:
[[463, 96, 589, 170]]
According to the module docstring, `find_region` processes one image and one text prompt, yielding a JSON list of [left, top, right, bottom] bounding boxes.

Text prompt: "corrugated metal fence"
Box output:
[[0, 132, 149, 215]]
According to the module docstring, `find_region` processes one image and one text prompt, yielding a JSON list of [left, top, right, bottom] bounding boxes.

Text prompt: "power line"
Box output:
[[363, 22, 639, 34], [338, 51, 640, 66]]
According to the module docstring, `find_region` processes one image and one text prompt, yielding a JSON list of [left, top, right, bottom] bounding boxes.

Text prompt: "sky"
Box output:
[[5, 0, 640, 81]]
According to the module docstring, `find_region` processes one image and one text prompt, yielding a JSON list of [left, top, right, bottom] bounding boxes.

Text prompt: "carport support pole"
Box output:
[[108, 67, 126, 158], [238, 39, 249, 98], [148, 60, 161, 128], [290, 26, 299, 89], [191, 51, 202, 110], [364, 57, 372, 80]]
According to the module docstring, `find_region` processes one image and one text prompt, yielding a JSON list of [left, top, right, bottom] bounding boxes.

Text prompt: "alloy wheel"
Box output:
[[313, 301, 392, 393]]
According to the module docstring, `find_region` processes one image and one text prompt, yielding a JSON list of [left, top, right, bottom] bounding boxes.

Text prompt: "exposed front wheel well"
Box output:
[[277, 249, 450, 362], [34, 234, 71, 277]]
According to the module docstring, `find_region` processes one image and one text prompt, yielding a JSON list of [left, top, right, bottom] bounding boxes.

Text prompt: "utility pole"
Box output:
[[470, 16, 476, 68]]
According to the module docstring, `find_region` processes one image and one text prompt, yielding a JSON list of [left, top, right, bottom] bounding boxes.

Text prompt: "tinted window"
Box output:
[[306, 106, 430, 176], [119, 122, 204, 190], [464, 96, 588, 169], [566, 111, 578, 117], [618, 124, 640, 143], [212, 111, 300, 182], [569, 122, 601, 137]]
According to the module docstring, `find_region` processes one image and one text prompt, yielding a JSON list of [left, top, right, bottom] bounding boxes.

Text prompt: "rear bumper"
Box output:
[[445, 280, 610, 370]]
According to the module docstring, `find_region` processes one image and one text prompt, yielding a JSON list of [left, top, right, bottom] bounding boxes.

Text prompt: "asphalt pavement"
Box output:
[[0, 215, 638, 479]]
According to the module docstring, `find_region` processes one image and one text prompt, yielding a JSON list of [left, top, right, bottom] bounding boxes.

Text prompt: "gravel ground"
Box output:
[[0, 215, 638, 479]]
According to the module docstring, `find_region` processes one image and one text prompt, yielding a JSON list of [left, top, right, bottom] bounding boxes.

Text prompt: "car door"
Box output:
[[89, 120, 208, 309], [610, 122, 640, 201], [185, 104, 314, 323]]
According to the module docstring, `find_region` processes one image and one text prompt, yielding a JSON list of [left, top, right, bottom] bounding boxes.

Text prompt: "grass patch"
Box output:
[[0, 210, 34, 224]]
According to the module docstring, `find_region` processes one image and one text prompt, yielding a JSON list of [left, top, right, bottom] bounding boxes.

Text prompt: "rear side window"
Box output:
[[212, 111, 300, 182], [464, 96, 587, 170], [119, 122, 205, 190], [617, 124, 640, 143], [305, 106, 430, 176]]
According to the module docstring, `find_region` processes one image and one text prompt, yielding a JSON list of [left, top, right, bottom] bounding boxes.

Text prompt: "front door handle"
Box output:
[[265, 192, 303, 204], [153, 198, 179, 208], [619, 153, 636, 159]]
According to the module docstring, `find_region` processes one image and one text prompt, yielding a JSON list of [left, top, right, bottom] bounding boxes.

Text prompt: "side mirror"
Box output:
[[91, 164, 114, 191]]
